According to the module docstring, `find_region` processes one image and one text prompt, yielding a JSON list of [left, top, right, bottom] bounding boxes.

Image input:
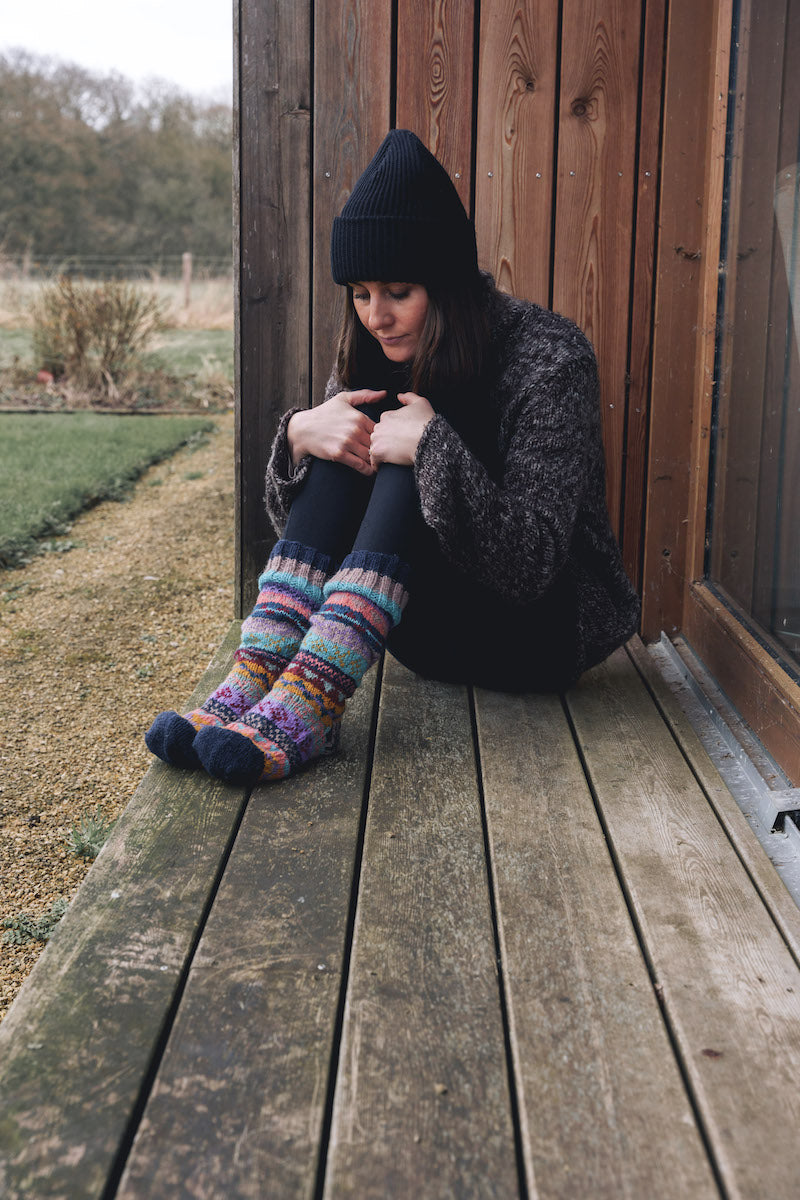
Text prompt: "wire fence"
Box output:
[[0, 255, 234, 330], [0, 254, 233, 281]]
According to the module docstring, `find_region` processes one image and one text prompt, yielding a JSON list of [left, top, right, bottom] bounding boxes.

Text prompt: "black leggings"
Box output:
[[283, 457, 423, 563], [281, 453, 580, 693]]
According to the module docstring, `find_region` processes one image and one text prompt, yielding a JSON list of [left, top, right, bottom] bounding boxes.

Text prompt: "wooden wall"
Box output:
[[235, 0, 667, 613]]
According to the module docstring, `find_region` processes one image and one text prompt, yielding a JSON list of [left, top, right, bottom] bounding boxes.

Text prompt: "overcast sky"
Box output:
[[2, 0, 233, 99]]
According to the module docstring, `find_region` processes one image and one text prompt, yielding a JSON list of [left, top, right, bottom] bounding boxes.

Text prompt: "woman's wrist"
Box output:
[[287, 410, 311, 466]]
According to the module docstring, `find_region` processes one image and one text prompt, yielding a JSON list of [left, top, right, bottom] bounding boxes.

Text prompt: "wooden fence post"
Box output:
[[182, 252, 192, 310]]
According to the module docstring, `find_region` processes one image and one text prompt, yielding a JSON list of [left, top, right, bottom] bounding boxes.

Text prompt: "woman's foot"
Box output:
[[194, 662, 345, 784], [144, 541, 334, 768], [195, 551, 409, 784], [145, 710, 203, 769]]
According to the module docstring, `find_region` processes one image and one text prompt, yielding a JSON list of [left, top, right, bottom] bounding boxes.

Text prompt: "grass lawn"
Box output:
[[0, 329, 33, 369], [141, 329, 233, 378], [0, 412, 215, 567]]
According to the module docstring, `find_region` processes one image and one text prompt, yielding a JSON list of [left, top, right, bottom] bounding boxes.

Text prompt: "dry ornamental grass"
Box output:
[[0, 412, 236, 1020], [0, 273, 234, 333]]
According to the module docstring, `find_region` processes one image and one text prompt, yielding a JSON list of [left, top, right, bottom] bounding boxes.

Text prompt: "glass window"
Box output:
[[708, 0, 800, 669]]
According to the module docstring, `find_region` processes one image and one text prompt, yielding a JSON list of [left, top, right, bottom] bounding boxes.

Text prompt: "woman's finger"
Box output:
[[339, 448, 375, 475], [342, 388, 387, 406], [350, 422, 374, 447]]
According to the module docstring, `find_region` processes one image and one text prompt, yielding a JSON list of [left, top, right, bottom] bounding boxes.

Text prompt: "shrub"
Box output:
[[32, 277, 166, 389]]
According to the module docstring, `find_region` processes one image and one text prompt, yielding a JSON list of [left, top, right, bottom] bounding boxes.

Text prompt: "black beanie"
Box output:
[[330, 129, 479, 286]]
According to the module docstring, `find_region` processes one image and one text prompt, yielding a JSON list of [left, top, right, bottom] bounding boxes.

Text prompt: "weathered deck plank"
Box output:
[[0, 623, 249, 1200], [5, 638, 800, 1198], [566, 648, 800, 1199], [323, 655, 519, 1199], [474, 685, 719, 1199], [113, 672, 377, 1199], [626, 636, 800, 964]]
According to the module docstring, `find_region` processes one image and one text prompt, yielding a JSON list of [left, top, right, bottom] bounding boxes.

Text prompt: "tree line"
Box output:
[[0, 50, 232, 268]]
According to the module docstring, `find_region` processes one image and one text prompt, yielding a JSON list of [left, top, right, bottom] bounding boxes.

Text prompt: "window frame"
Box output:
[[642, 0, 800, 782]]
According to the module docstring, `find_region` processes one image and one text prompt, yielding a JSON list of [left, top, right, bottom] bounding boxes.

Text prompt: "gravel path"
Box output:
[[0, 412, 236, 1020]]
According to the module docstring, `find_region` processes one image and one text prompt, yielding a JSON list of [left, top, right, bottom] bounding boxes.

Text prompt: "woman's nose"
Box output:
[[368, 298, 391, 330]]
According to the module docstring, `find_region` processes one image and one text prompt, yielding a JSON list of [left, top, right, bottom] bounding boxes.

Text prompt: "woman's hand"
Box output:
[[369, 392, 435, 468], [287, 389, 386, 475]]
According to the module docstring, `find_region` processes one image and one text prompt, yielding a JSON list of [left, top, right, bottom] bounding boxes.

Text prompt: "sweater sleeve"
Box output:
[[263, 371, 343, 534], [414, 352, 597, 604], [263, 407, 312, 534]]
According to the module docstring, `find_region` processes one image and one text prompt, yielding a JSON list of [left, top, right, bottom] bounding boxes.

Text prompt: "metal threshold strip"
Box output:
[[648, 634, 800, 907]]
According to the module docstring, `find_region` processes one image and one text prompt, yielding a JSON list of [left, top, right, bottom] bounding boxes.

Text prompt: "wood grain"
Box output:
[[621, 0, 666, 591], [311, 0, 393, 403], [0, 624, 249, 1200], [475, 0, 559, 302], [396, 0, 476, 210], [323, 656, 518, 1198], [552, 0, 642, 535], [115, 672, 378, 1199], [236, 0, 312, 612], [566, 647, 800, 1197], [474, 684, 717, 1199], [641, 0, 729, 638]]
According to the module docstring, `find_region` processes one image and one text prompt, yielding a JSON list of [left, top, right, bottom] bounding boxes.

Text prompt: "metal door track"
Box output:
[[648, 634, 800, 907]]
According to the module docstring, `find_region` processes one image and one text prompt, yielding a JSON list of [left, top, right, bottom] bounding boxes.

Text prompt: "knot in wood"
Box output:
[[571, 96, 594, 119]]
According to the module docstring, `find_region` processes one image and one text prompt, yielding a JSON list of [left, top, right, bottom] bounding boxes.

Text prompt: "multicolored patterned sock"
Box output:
[[194, 551, 410, 784], [145, 541, 335, 769]]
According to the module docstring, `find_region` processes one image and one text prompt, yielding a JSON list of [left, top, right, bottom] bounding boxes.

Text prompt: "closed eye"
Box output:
[[350, 285, 412, 303]]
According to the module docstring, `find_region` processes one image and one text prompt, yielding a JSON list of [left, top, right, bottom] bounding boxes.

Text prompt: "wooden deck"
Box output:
[[3, 627, 800, 1198]]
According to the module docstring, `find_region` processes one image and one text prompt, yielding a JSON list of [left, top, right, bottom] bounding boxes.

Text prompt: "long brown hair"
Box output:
[[335, 275, 491, 399]]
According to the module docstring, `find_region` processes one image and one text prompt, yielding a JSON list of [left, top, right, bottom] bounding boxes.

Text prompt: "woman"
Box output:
[[146, 130, 640, 785]]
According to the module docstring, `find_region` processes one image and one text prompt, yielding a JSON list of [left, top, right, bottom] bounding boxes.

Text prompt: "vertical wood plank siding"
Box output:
[[641, 0, 732, 639], [311, 0, 394, 405], [475, 0, 559, 306], [237, 0, 666, 613], [552, 0, 642, 535], [236, 0, 312, 608], [396, 0, 476, 211], [621, 0, 665, 591]]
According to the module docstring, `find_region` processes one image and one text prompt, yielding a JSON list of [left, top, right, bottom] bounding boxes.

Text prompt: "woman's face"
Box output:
[[350, 282, 429, 362]]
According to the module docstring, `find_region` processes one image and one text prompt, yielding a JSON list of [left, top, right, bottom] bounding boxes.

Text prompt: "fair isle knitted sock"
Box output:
[[145, 541, 335, 769], [194, 551, 409, 785]]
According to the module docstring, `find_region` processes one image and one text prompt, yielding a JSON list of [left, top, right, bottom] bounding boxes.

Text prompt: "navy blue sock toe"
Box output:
[[194, 725, 265, 785], [145, 711, 201, 770]]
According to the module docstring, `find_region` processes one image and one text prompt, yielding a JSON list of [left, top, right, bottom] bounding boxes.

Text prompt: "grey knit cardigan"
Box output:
[[264, 285, 640, 677]]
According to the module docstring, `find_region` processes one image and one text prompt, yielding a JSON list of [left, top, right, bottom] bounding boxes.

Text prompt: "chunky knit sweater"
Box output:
[[265, 286, 640, 677]]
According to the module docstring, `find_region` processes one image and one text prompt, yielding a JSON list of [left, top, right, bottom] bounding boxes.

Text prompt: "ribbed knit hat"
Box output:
[[330, 129, 479, 286]]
